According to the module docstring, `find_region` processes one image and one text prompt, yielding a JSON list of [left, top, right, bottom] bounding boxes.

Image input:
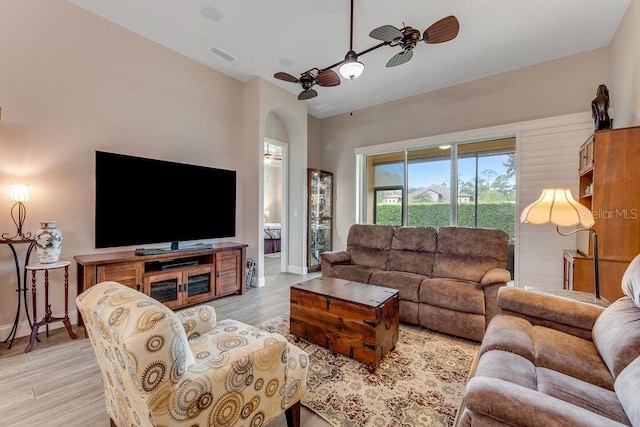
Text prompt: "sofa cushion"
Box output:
[[346, 224, 394, 269], [387, 226, 437, 276], [621, 253, 640, 308], [533, 326, 614, 390], [398, 300, 419, 324], [474, 350, 537, 390], [479, 314, 536, 363], [326, 264, 380, 284], [369, 271, 423, 302], [432, 226, 509, 282], [615, 356, 640, 427], [418, 304, 485, 342], [537, 368, 629, 424], [420, 277, 485, 315], [592, 297, 640, 380]]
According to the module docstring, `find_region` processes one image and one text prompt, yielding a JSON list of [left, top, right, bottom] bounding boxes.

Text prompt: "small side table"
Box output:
[[25, 261, 78, 352], [1, 239, 35, 349]]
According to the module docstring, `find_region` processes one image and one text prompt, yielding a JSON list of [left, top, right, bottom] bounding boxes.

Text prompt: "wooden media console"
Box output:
[[75, 242, 247, 326]]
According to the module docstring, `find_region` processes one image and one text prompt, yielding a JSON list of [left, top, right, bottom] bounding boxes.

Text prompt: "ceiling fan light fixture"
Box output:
[[339, 51, 364, 80]]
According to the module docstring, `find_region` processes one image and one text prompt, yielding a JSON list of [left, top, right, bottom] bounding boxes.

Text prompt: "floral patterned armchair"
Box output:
[[76, 281, 308, 427]]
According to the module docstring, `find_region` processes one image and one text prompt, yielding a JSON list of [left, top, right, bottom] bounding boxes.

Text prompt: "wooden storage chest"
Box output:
[[290, 277, 399, 372]]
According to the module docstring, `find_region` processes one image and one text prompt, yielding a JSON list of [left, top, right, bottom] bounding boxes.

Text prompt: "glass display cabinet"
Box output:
[[307, 169, 333, 272]]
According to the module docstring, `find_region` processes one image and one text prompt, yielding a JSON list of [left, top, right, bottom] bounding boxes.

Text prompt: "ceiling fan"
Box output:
[[274, 0, 459, 100], [274, 68, 340, 100], [369, 15, 460, 67]]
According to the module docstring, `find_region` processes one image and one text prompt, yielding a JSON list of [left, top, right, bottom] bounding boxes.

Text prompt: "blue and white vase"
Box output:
[[34, 221, 63, 264]]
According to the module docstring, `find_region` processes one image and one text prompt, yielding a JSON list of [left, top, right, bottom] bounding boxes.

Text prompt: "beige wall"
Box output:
[[0, 0, 248, 338], [611, 0, 640, 127]]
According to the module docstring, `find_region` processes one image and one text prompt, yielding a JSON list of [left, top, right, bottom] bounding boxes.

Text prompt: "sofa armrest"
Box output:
[[465, 377, 628, 426], [320, 251, 351, 265], [497, 287, 604, 334], [175, 305, 217, 340], [480, 267, 511, 286]]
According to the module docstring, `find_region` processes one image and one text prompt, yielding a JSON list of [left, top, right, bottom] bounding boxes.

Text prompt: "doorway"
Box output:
[[263, 139, 288, 277]]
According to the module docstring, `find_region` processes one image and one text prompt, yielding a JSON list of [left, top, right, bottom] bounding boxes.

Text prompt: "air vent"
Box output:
[[206, 44, 236, 63], [313, 103, 334, 113]]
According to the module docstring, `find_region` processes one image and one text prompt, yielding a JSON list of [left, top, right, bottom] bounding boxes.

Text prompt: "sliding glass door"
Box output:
[[364, 137, 516, 243], [407, 146, 452, 228]]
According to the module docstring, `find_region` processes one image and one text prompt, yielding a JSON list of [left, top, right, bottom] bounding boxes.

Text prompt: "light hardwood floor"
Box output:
[[0, 254, 329, 427]]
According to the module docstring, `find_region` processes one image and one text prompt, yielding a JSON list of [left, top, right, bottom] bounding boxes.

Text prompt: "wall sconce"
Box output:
[[2, 183, 32, 241], [264, 210, 270, 222]]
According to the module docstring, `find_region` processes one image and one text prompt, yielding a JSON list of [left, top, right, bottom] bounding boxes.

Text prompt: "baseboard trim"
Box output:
[[0, 310, 79, 342]]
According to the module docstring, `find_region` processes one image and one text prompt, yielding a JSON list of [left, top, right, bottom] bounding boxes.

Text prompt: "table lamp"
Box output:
[[2, 183, 31, 241], [520, 188, 600, 300]]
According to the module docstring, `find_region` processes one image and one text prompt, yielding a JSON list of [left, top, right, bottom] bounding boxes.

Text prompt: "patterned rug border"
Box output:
[[258, 314, 479, 427]]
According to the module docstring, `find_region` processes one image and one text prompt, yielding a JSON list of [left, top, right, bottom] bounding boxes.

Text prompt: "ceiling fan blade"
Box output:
[[316, 69, 341, 87], [386, 50, 413, 67], [274, 72, 299, 83], [369, 24, 403, 42], [298, 89, 318, 100], [423, 15, 460, 44]]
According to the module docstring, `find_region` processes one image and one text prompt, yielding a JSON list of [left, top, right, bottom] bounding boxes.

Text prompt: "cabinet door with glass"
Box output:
[[308, 169, 333, 272]]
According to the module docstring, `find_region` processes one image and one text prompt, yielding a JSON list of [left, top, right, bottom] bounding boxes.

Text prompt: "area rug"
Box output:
[[258, 314, 479, 427]]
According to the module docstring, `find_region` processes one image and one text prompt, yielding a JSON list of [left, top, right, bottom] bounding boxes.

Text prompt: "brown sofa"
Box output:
[[458, 254, 640, 426], [320, 224, 511, 341]]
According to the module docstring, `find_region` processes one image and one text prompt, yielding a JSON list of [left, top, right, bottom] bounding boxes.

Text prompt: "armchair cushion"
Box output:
[[479, 313, 613, 390], [615, 356, 640, 427], [622, 252, 640, 308], [592, 297, 640, 380], [497, 287, 604, 340], [175, 305, 217, 340], [464, 377, 628, 427]]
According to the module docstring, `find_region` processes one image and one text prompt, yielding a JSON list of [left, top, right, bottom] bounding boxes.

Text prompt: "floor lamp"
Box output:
[[520, 188, 601, 301]]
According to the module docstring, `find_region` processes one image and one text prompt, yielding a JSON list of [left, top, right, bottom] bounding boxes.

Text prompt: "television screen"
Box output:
[[95, 151, 236, 249]]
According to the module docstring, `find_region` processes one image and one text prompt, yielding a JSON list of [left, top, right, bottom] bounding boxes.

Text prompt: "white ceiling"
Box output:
[[65, 0, 630, 119]]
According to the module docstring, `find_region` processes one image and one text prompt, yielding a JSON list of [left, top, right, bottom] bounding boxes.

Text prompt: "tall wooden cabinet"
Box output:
[[569, 127, 640, 302], [75, 242, 247, 325], [307, 169, 333, 272]]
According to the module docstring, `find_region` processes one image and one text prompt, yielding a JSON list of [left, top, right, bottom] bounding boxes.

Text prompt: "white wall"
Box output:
[[611, 0, 640, 127], [264, 164, 282, 222]]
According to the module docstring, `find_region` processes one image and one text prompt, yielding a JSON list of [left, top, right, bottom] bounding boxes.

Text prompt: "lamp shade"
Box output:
[[339, 50, 364, 80], [520, 188, 594, 228], [9, 183, 29, 202]]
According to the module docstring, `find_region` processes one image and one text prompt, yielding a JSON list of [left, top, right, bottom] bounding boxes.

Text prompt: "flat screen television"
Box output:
[[95, 150, 236, 249]]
